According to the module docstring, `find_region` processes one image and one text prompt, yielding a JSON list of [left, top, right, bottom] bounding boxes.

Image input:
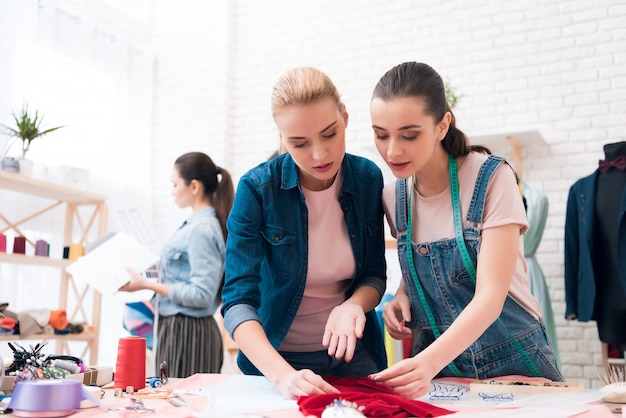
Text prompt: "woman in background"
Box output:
[[121, 151, 234, 378], [369, 62, 562, 399], [221, 66, 387, 399]]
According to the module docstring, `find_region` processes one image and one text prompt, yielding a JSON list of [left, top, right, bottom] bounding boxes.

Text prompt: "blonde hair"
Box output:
[[272, 67, 343, 154], [271, 67, 342, 119]]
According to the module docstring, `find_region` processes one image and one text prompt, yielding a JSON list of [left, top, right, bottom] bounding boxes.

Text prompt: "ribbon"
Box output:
[[599, 155, 626, 173], [8, 379, 98, 416]]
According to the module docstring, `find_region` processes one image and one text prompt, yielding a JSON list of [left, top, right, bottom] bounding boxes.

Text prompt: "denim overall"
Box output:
[[395, 155, 563, 380]]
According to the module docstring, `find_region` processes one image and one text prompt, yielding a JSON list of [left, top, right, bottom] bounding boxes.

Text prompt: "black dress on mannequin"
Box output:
[[593, 141, 626, 349]]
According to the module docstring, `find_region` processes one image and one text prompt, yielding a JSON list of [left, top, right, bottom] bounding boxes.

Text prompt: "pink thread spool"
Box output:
[[0, 233, 6, 252], [13, 236, 26, 254], [35, 240, 49, 257]]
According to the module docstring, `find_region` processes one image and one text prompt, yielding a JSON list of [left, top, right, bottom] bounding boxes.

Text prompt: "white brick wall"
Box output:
[[151, 0, 626, 387], [151, 0, 233, 236]]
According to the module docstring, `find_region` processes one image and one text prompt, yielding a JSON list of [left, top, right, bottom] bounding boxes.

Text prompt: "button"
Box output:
[[274, 236, 279, 242], [419, 247, 428, 255]]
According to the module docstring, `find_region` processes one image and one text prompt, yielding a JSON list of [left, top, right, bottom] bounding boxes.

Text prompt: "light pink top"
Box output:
[[280, 169, 355, 351], [382, 152, 541, 320]]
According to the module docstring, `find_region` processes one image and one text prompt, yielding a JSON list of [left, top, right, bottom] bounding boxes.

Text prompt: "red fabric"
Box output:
[[0, 317, 17, 329], [48, 309, 68, 331], [298, 377, 455, 418]]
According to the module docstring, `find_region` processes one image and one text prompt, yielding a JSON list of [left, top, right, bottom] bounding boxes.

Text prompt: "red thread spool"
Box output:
[[114, 336, 146, 390], [13, 236, 26, 254]]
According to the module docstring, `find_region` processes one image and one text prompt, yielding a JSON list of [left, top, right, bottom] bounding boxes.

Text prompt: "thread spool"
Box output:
[[13, 236, 26, 254], [0, 234, 6, 252], [51, 359, 81, 374], [35, 239, 49, 257], [68, 243, 84, 261], [114, 336, 146, 390]]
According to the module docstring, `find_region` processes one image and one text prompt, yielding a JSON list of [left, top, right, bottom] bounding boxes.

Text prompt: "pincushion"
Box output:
[[321, 399, 366, 418]]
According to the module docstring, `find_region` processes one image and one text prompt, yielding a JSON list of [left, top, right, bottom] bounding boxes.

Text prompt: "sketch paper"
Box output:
[[190, 375, 297, 414], [66, 232, 159, 294], [422, 379, 608, 417]]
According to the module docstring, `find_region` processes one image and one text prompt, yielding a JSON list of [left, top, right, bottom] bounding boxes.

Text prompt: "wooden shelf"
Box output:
[[0, 169, 105, 203], [0, 252, 71, 268], [0, 170, 108, 365], [0, 332, 97, 343]]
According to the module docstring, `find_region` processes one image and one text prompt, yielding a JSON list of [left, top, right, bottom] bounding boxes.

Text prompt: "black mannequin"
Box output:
[[593, 141, 626, 349]]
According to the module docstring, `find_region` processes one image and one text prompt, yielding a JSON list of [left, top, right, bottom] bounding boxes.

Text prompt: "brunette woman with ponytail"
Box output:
[[121, 151, 234, 377], [369, 62, 562, 399]]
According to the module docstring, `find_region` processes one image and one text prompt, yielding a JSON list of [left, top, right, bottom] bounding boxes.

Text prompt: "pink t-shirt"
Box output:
[[280, 170, 356, 352], [382, 152, 541, 320]]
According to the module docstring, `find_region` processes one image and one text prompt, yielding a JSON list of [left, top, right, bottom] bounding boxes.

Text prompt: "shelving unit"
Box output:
[[0, 169, 107, 365]]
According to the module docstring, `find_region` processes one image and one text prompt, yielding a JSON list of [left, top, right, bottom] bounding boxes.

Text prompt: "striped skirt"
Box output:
[[156, 314, 223, 378]]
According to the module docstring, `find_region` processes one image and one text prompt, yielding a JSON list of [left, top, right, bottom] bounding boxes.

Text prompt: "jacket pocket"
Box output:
[[260, 225, 296, 283], [162, 247, 186, 281]]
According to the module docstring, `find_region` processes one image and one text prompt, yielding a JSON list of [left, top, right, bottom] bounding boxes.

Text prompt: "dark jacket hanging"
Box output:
[[564, 141, 626, 343]]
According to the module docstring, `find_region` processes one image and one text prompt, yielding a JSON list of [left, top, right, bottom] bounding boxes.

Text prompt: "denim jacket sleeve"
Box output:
[[221, 172, 267, 335]]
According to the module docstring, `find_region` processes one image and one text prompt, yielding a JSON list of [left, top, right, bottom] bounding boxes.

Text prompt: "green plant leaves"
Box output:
[[1, 103, 64, 157]]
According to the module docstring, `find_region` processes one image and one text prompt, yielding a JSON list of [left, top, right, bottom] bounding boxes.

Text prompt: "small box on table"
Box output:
[[0, 366, 113, 392]]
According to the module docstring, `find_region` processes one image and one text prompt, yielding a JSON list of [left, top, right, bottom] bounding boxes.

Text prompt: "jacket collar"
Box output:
[[280, 152, 353, 195], [185, 206, 215, 224]]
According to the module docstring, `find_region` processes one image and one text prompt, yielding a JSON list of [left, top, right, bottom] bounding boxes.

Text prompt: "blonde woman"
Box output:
[[221, 67, 387, 399]]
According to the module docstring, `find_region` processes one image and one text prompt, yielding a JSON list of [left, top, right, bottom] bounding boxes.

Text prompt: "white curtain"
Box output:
[[0, 0, 154, 368]]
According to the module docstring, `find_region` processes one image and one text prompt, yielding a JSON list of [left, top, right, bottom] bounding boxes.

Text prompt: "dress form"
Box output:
[[593, 141, 626, 348]]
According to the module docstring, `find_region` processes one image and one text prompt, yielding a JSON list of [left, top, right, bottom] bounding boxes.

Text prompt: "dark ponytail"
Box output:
[[213, 166, 234, 241], [174, 152, 234, 242], [372, 62, 490, 157]]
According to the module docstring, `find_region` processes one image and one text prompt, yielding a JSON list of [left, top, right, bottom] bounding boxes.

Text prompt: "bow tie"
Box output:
[[599, 155, 626, 173]]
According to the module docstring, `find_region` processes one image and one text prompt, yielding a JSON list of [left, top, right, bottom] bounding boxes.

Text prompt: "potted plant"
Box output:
[[444, 80, 463, 110], [1, 104, 64, 158]]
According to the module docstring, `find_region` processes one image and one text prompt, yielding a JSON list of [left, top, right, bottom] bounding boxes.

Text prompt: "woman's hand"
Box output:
[[369, 355, 435, 399], [322, 302, 366, 362], [118, 267, 148, 292], [381, 288, 413, 340], [276, 368, 339, 400]]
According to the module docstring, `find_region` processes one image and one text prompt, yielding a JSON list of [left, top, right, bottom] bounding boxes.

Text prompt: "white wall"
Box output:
[[151, 0, 626, 387]]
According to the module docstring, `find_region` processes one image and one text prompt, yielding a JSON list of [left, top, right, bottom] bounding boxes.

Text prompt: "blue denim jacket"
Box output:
[[221, 152, 387, 375], [156, 206, 224, 318]]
